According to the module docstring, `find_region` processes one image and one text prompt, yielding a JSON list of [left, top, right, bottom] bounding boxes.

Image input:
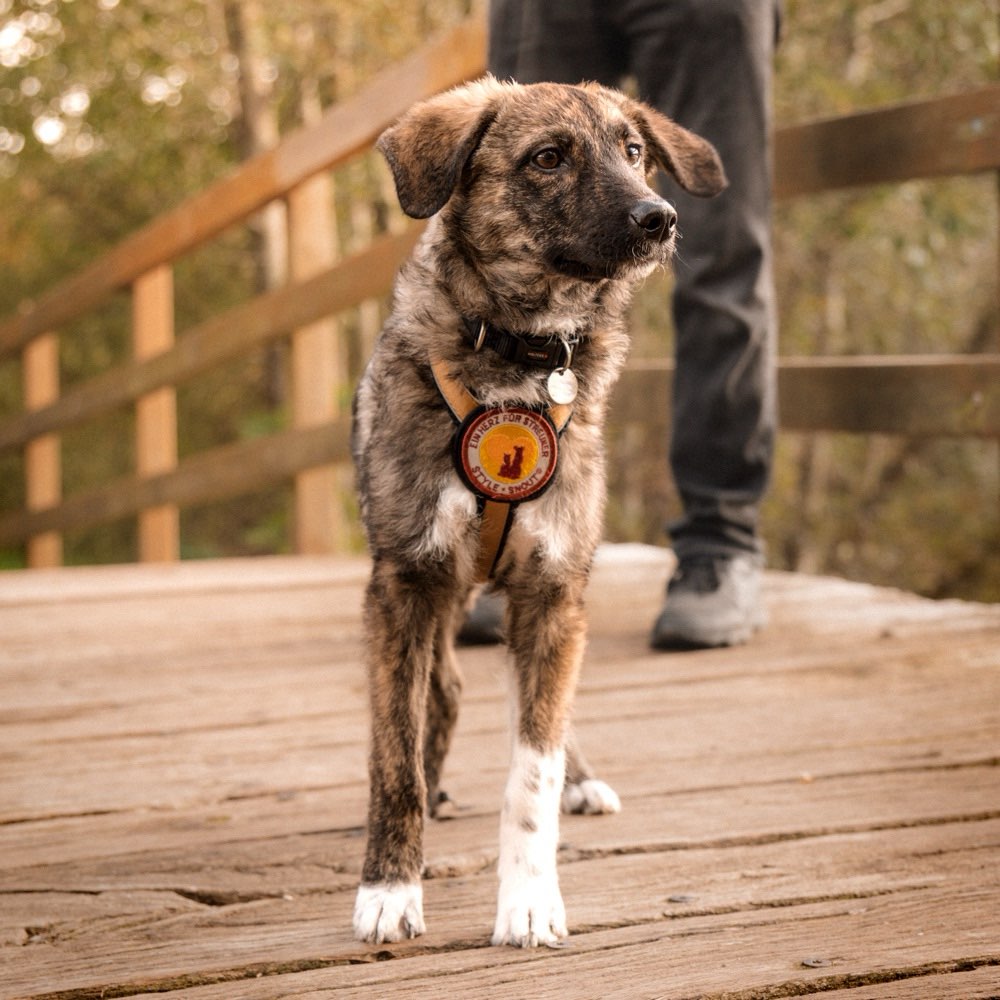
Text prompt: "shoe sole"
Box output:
[[649, 612, 767, 651]]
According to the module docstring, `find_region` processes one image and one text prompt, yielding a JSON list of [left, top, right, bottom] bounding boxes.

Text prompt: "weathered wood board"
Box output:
[[1, 547, 998, 999]]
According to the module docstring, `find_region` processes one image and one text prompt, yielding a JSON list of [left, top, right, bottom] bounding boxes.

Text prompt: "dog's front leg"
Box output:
[[354, 557, 446, 944], [492, 576, 587, 947]]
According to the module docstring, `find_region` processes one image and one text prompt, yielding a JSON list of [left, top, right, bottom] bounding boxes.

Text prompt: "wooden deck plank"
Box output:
[[125, 966, 1000, 1000], [11, 887, 995, 1000], [831, 968, 1000, 999], [5, 814, 996, 952], [1, 548, 998, 1000], [4, 876, 997, 999]]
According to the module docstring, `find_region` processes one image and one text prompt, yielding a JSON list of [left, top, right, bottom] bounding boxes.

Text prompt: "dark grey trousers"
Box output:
[[489, 0, 780, 558]]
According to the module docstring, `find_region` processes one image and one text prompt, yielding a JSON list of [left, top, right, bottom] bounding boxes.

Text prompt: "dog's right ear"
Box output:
[[634, 103, 728, 198], [377, 78, 504, 219]]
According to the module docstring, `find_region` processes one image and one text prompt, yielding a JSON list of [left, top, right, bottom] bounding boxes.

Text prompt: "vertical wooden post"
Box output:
[[23, 332, 62, 567], [132, 266, 180, 562], [288, 176, 344, 554]]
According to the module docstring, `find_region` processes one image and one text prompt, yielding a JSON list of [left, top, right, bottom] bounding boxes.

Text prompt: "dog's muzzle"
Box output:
[[629, 199, 677, 243], [549, 195, 678, 282]]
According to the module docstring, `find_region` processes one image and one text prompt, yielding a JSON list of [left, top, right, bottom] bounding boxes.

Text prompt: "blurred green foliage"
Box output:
[[0, 0, 996, 600], [618, 0, 1000, 602]]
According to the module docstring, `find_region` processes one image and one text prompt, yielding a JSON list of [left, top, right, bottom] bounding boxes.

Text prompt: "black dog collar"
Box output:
[[461, 317, 580, 371]]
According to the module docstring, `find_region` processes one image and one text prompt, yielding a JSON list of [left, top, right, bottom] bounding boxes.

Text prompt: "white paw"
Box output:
[[492, 872, 567, 948], [353, 882, 425, 943], [561, 778, 622, 815]]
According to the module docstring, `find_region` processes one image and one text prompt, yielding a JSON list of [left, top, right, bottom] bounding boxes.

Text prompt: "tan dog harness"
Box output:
[[431, 357, 573, 581]]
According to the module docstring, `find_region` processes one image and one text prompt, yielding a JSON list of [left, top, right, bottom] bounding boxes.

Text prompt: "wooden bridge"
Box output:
[[2, 547, 999, 999], [1, 11, 999, 1000]]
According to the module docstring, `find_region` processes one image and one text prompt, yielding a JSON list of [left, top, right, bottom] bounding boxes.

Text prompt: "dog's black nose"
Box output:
[[630, 200, 678, 242]]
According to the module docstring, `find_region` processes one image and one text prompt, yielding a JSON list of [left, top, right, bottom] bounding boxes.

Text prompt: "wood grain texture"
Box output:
[[775, 84, 1000, 198], [1, 548, 998, 999], [610, 355, 1000, 438]]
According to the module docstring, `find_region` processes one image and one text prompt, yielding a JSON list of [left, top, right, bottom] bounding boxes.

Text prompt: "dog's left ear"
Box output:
[[377, 79, 503, 219], [629, 102, 728, 198]]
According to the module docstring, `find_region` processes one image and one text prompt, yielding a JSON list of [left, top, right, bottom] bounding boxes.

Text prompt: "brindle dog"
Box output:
[[352, 77, 725, 947]]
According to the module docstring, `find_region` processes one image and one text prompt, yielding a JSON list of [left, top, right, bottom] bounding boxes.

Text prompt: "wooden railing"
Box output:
[[1, 13, 998, 567]]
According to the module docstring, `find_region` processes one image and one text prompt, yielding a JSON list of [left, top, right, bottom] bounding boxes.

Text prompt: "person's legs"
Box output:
[[623, 0, 780, 646], [480, 0, 779, 650], [460, 0, 626, 647], [489, 0, 625, 85]]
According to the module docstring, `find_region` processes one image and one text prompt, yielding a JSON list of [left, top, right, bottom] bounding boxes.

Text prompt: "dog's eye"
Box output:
[[532, 148, 563, 171], [626, 142, 643, 165]]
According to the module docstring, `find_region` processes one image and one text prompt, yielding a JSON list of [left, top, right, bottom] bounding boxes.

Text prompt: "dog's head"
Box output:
[[377, 76, 726, 286]]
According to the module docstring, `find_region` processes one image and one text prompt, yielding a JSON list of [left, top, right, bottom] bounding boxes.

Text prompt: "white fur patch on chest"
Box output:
[[509, 490, 579, 570], [415, 478, 478, 559]]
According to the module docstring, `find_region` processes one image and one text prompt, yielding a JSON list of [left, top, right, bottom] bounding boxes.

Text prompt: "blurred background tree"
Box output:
[[765, 1, 998, 601], [0, 0, 996, 599], [619, 0, 999, 602]]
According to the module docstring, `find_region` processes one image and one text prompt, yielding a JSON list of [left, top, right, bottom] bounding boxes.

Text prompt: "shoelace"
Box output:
[[669, 556, 722, 595]]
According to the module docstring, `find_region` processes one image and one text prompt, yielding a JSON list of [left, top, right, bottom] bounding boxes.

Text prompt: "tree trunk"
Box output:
[[222, 0, 288, 405]]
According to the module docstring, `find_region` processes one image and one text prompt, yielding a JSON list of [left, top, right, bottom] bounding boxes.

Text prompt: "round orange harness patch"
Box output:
[[455, 405, 559, 502]]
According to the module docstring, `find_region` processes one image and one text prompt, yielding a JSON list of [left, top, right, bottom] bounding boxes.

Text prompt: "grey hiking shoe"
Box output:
[[650, 553, 766, 650], [456, 589, 505, 646]]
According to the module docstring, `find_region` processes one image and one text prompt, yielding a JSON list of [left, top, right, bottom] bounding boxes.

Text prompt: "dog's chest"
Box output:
[[425, 359, 592, 581]]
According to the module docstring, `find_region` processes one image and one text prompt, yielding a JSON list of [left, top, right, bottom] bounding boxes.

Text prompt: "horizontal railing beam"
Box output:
[[0, 418, 351, 546], [0, 16, 485, 362], [778, 354, 1000, 436], [775, 84, 1000, 199], [612, 355, 1000, 438]]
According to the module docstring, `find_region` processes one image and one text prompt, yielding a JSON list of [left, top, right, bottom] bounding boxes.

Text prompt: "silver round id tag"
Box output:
[[547, 367, 579, 405]]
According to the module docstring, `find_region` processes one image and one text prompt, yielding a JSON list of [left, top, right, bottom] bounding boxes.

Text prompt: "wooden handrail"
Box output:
[[775, 84, 1000, 198], [0, 16, 485, 363], [0, 420, 351, 547], [612, 356, 1000, 438], [0, 227, 421, 454], [0, 11, 996, 564]]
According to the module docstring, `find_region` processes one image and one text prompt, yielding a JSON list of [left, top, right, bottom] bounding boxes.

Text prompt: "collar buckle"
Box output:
[[472, 320, 487, 352]]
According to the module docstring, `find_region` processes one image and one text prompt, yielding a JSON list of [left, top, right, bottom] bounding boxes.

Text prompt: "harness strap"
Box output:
[[431, 358, 573, 430], [430, 357, 572, 582], [432, 357, 479, 423], [476, 496, 516, 582]]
